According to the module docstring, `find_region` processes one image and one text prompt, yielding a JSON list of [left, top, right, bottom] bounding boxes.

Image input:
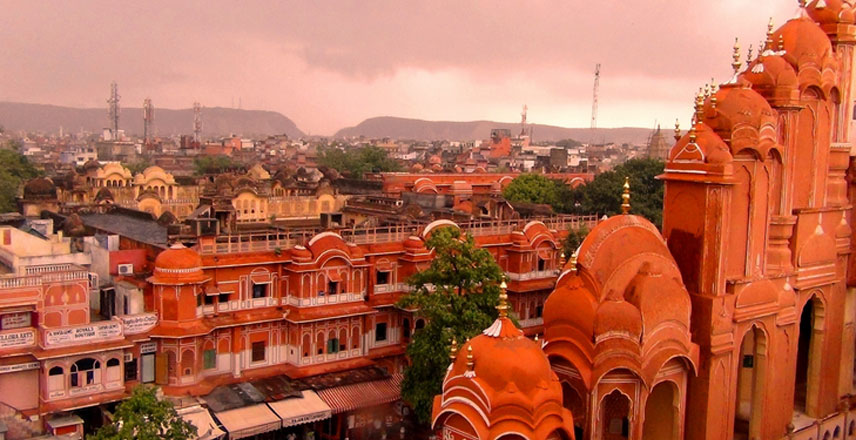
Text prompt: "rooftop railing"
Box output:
[[196, 215, 599, 255]]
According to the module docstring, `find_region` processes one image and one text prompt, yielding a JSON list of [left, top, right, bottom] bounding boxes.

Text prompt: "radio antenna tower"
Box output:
[[590, 64, 601, 132], [143, 98, 154, 143], [193, 102, 202, 143], [107, 81, 120, 139]]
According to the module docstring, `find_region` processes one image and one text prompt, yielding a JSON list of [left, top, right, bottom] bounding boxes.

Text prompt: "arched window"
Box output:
[[70, 358, 101, 387], [106, 358, 121, 382], [48, 366, 64, 392]]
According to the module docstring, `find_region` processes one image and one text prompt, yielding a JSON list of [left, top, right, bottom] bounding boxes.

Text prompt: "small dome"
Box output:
[[544, 272, 596, 338], [150, 243, 205, 284], [704, 83, 776, 139], [404, 236, 427, 252], [594, 300, 643, 341], [23, 177, 57, 199], [806, 0, 855, 25], [669, 123, 732, 164], [94, 187, 114, 202], [774, 17, 834, 68], [290, 245, 312, 262], [742, 55, 799, 94]]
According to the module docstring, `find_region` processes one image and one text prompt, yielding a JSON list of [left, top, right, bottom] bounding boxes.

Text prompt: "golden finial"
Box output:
[[747, 44, 754, 62], [689, 124, 698, 144], [534, 334, 539, 342], [694, 89, 705, 122], [766, 18, 775, 50], [674, 119, 681, 141], [778, 35, 785, 52], [620, 176, 631, 215], [466, 345, 474, 371], [704, 83, 711, 99], [569, 252, 578, 274], [497, 280, 509, 318], [559, 251, 566, 267], [732, 38, 742, 74], [450, 337, 458, 362]]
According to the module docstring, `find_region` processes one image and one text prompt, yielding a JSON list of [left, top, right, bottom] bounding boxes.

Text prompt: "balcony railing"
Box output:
[[196, 215, 599, 255]]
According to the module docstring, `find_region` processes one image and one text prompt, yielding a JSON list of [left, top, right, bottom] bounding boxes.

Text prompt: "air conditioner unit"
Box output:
[[117, 264, 134, 276], [124, 353, 133, 362]]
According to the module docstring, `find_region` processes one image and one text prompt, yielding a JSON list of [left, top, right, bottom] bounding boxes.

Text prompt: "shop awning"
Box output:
[[316, 373, 403, 414], [177, 406, 225, 440], [268, 390, 332, 428], [212, 403, 281, 440]]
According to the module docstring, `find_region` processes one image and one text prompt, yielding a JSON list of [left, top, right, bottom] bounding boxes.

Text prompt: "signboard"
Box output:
[[121, 313, 158, 335], [0, 361, 39, 374], [44, 321, 122, 347], [0, 329, 35, 349], [1, 312, 31, 330], [282, 410, 331, 428], [140, 342, 158, 354]]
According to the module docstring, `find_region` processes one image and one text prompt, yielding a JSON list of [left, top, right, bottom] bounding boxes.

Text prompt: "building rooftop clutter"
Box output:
[[79, 209, 168, 248]]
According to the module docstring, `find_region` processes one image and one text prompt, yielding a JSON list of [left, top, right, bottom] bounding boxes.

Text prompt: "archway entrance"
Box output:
[[795, 297, 823, 417], [734, 326, 766, 440], [562, 382, 586, 440], [601, 390, 631, 440], [643, 381, 679, 440]]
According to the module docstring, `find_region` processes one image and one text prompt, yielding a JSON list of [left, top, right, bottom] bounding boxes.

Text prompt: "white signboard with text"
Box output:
[[121, 313, 158, 335], [44, 321, 122, 347]]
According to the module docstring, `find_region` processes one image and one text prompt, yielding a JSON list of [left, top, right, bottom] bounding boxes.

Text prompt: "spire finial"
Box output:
[[569, 252, 578, 274], [496, 280, 509, 318], [559, 251, 567, 267], [732, 38, 742, 74], [466, 345, 474, 372], [450, 337, 458, 362], [621, 176, 631, 215], [778, 35, 785, 52], [704, 83, 711, 99], [694, 89, 705, 122], [766, 18, 775, 50], [689, 124, 698, 144], [747, 44, 754, 62], [711, 81, 718, 110], [674, 119, 681, 141]]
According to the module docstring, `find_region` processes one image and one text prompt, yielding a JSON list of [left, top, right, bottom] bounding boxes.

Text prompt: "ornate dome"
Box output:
[[704, 83, 777, 139], [150, 243, 206, 284], [742, 54, 799, 96], [23, 177, 57, 199], [806, 0, 855, 25], [433, 300, 575, 439], [669, 123, 732, 164], [94, 187, 114, 202], [774, 17, 834, 68]]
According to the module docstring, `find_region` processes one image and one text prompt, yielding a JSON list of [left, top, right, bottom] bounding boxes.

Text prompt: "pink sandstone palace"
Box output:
[[3, 1, 856, 440]]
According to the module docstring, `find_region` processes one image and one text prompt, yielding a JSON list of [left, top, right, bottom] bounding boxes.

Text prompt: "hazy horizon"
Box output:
[[1, 1, 797, 136]]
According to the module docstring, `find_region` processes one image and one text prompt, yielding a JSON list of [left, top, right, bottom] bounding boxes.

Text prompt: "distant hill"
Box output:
[[0, 102, 305, 138], [335, 116, 654, 144]]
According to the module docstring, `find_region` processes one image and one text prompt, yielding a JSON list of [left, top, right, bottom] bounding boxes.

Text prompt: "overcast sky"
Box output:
[[0, 1, 799, 135]]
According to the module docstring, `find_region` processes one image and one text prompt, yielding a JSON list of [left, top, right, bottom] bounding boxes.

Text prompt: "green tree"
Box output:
[[397, 227, 505, 424], [318, 146, 401, 179], [193, 155, 242, 175], [580, 158, 665, 227], [562, 224, 589, 258], [502, 173, 563, 207], [88, 385, 196, 440], [0, 150, 42, 213], [124, 158, 151, 175]]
